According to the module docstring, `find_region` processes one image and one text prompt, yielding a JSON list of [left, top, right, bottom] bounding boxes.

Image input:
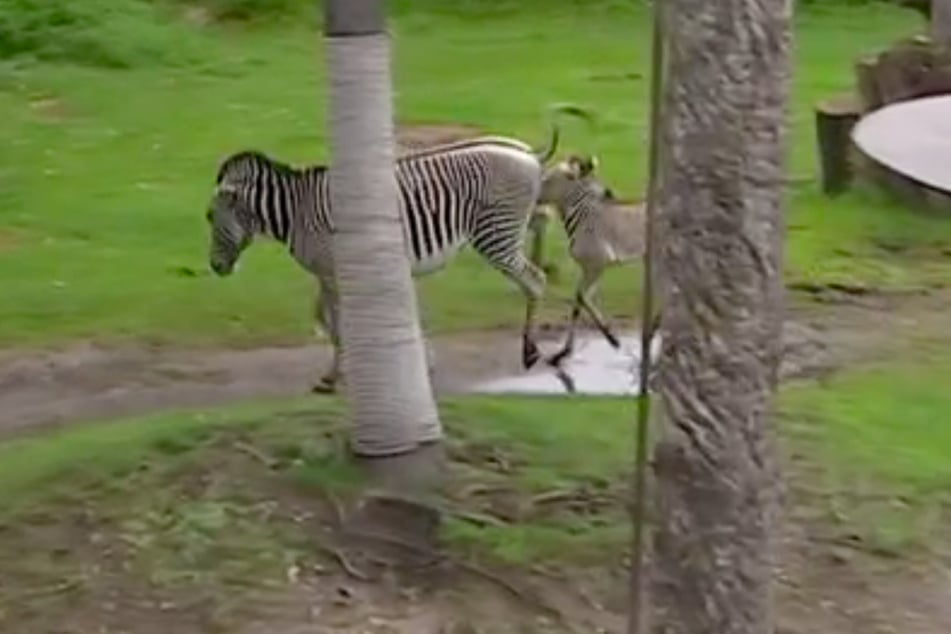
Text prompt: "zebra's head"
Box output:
[[206, 152, 266, 276], [538, 154, 615, 217]]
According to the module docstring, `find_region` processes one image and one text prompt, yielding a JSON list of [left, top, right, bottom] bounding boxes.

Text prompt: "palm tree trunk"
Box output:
[[323, 0, 442, 464], [933, 0, 951, 45], [648, 0, 791, 631]]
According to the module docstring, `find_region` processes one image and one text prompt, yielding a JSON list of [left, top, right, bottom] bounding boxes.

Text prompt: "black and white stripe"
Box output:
[[211, 138, 544, 282], [207, 137, 552, 388], [534, 156, 646, 368]]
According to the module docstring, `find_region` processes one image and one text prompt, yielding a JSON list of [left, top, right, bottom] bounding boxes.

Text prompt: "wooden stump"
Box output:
[[854, 36, 951, 113], [865, 159, 951, 214], [815, 94, 861, 196], [854, 55, 883, 113]]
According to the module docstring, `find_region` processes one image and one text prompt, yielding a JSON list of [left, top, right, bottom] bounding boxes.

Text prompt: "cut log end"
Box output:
[[815, 94, 861, 196]]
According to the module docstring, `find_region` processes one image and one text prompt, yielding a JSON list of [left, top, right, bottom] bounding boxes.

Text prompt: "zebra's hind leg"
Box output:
[[516, 252, 546, 370], [515, 263, 547, 370], [470, 209, 546, 370], [577, 282, 621, 349], [522, 300, 541, 370]]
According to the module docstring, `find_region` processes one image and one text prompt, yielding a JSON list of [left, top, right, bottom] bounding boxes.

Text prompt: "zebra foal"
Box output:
[[533, 154, 648, 366], [205, 106, 592, 392]]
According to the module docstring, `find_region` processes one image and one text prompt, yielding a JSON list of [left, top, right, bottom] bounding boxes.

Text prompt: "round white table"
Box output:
[[851, 94, 951, 195]]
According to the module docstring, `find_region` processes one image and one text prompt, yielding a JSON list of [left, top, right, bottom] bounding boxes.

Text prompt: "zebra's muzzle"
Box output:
[[210, 258, 235, 276]]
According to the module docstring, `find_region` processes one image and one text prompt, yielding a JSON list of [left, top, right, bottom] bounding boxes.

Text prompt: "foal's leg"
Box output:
[[576, 275, 621, 349], [547, 265, 603, 366]]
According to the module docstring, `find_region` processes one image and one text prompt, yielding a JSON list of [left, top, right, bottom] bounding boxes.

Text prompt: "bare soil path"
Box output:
[[0, 287, 944, 439], [0, 330, 517, 438]]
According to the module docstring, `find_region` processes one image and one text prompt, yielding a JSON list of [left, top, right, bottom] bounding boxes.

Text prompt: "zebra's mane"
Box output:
[[215, 136, 527, 185], [216, 150, 325, 183]]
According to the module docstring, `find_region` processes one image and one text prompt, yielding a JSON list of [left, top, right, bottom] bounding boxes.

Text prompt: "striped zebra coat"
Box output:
[[207, 135, 564, 392]]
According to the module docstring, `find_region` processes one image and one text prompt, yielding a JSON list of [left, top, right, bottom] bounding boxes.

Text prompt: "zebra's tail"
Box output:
[[534, 103, 597, 165]]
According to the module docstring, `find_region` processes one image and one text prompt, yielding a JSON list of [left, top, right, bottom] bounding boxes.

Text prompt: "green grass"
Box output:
[[782, 363, 951, 496], [0, 395, 631, 514], [0, 397, 328, 513], [1, 2, 949, 349], [780, 345, 951, 555], [0, 376, 947, 628], [0, 395, 637, 585], [2, 357, 950, 567]]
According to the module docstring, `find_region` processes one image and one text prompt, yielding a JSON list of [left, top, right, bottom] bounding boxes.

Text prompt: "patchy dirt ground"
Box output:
[[0, 315, 843, 438], [1, 388, 950, 634], [0, 329, 525, 439], [0, 286, 942, 439], [1, 286, 951, 633]]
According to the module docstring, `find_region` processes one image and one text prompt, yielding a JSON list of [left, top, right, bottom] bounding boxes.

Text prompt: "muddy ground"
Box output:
[[1, 287, 950, 633]]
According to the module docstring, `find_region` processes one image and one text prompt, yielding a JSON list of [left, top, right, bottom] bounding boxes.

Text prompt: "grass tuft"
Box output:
[[0, 0, 203, 68]]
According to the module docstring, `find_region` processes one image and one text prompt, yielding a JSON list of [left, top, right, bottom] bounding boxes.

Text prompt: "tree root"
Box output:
[[341, 526, 569, 624], [315, 488, 569, 625], [232, 440, 279, 469]]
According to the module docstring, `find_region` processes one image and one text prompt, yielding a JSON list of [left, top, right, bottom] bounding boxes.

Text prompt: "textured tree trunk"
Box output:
[[648, 0, 791, 631], [323, 0, 443, 471]]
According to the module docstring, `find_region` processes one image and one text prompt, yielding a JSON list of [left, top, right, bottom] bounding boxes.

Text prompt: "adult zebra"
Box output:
[[206, 105, 592, 393]]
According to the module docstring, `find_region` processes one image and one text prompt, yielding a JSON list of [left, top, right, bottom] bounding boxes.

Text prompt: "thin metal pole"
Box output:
[[628, 0, 666, 632]]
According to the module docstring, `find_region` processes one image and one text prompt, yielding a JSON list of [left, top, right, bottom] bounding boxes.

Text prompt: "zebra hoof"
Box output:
[[605, 331, 622, 349], [522, 340, 540, 370], [553, 367, 577, 393], [311, 380, 336, 395], [547, 348, 572, 368]]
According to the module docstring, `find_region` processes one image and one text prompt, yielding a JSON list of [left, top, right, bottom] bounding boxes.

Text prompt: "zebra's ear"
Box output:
[[577, 154, 598, 178], [565, 154, 586, 178]]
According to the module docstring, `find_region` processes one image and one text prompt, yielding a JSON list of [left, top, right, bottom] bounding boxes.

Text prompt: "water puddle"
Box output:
[[469, 331, 660, 396]]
